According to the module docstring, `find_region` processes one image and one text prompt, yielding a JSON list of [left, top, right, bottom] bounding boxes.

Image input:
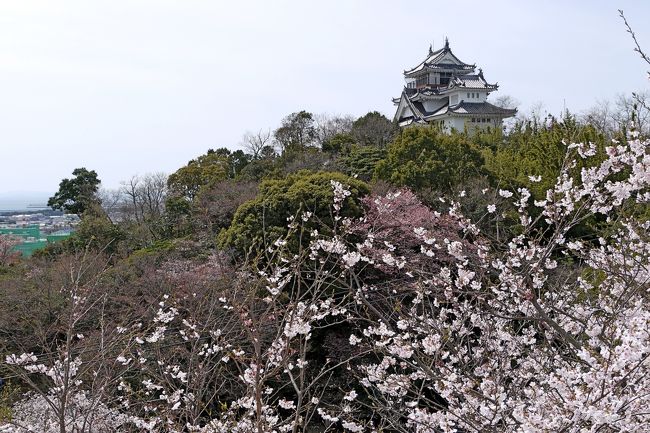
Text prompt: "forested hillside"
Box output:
[[1, 30, 650, 433]]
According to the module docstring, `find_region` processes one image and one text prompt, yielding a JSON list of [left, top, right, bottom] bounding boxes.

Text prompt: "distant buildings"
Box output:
[[393, 38, 516, 132], [0, 212, 78, 256]]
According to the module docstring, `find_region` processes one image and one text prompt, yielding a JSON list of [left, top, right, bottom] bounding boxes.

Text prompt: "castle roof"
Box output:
[[393, 92, 517, 124], [449, 70, 497, 90], [446, 101, 517, 116], [404, 38, 475, 76], [398, 70, 498, 101]]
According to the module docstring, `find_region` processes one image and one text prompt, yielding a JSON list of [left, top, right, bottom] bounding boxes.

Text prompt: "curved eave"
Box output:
[[408, 85, 498, 100], [399, 118, 427, 127], [410, 90, 442, 100], [447, 101, 518, 118], [404, 63, 476, 77], [416, 102, 517, 121], [403, 45, 475, 76], [449, 111, 517, 117], [448, 83, 499, 91]]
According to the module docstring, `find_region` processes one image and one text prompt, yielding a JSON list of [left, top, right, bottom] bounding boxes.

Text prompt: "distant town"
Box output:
[[0, 208, 79, 256]]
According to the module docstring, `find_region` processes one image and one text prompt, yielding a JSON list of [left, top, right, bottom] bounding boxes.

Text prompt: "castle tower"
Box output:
[[393, 38, 516, 132]]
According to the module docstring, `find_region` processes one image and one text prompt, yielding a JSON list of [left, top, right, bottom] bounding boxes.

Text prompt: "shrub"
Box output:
[[218, 171, 369, 254]]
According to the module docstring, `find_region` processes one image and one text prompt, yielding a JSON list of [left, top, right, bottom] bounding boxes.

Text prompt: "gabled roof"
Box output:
[[404, 38, 475, 76], [449, 70, 498, 90], [393, 92, 433, 123]]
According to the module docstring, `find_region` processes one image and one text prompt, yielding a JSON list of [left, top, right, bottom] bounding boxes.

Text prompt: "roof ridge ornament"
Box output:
[[429, 44, 433, 56], [444, 37, 449, 50]]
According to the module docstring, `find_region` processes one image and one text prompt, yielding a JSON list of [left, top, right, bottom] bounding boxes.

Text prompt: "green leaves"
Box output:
[[167, 148, 252, 201], [375, 126, 485, 192], [47, 167, 101, 215], [274, 111, 317, 153], [483, 114, 608, 200], [340, 145, 387, 181], [218, 171, 369, 255]]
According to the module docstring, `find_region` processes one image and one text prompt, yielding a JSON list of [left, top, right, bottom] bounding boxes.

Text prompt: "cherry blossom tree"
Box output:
[[3, 17, 649, 429], [328, 132, 650, 432], [0, 235, 21, 266], [116, 201, 366, 433], [1, 251, 135, 433], [4, 132, 649, 432]]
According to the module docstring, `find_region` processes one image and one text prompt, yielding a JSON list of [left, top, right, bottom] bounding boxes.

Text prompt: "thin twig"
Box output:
[[619, 9, 650, 75]]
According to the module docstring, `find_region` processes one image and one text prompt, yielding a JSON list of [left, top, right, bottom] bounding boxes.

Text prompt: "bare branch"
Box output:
[[619, 9, 650, 75]]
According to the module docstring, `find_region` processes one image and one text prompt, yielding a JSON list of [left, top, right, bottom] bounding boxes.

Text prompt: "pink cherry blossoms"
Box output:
[[2, 134, 649, 433]]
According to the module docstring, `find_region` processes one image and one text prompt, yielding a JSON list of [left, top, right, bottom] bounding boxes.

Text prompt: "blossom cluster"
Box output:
[[2, 134, 649, 433]]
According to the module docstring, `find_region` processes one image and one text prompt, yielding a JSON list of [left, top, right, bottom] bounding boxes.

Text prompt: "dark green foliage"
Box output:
[[350, 111, 398, 147], [281, 148, 341, 174], [218, 171, 369, 254], [127, 239, 177, 264], [237, 158, 282, 181], [228, 149, 252, 178], [340, 145, 387, 181], [375, 126, 485, 192], [274, 111, 317, 153], [163, 195, 194, 238], [47, 168, 101, 215], [167, 148, 251, 201], [49, 215, 127, 257], [75, 216, 125, 253], [167, 151, 230, 200], [238, 148, 339, 181], [322, 132, 356, 154], [483, 113, 608, 199]]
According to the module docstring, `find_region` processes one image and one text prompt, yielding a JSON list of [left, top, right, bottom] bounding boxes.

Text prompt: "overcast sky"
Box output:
[[1, 0, 649, 194]]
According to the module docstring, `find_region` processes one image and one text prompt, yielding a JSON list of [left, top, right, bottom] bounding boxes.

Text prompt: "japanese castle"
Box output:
[[393, 38, 516, 132]]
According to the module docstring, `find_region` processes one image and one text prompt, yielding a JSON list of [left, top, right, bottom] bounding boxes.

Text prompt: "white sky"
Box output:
[[1, 0, 649, 193]]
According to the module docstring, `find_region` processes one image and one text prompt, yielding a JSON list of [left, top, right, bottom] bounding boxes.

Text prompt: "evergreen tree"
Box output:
[[47, 168, 101, 216]]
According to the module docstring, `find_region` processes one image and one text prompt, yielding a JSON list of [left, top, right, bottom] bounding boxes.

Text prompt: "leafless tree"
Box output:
[[491, 94, 520, 110], [492, 95, 520, 132], [527, 101, 548, 125], [194, 179, 258, 235], [241, 129, 273, 160], [580, 98, 616, 135], [119, 172, 167, 223], [96, 188, 122, 223], [313, 113, 354, 146], [0, 234, 21, 266], [619, 9, 650, 136], [612, 91, 650, 134]]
